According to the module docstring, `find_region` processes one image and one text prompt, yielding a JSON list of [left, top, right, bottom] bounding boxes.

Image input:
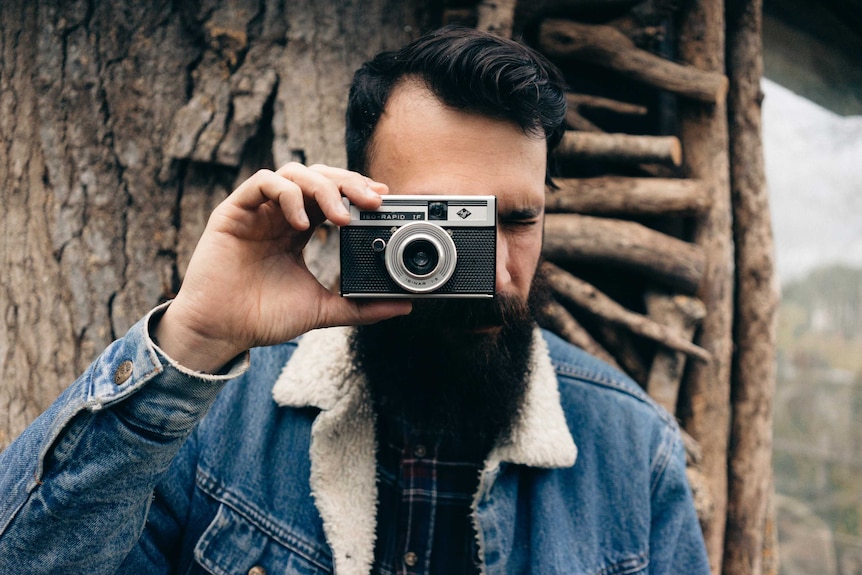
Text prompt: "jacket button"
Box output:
[[113, 360, 134, 385], [248, 567, 266, 575], [403, 551, 418, 567]]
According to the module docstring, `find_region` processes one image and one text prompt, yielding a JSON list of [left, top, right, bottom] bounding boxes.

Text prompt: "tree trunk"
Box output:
[[0, 0, 433, 449]]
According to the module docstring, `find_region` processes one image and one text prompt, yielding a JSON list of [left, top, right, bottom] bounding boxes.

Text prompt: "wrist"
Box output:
[[151, 302, 247, 373]]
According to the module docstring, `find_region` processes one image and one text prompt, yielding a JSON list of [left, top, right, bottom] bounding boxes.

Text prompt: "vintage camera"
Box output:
[[340, 195, 496, 298]]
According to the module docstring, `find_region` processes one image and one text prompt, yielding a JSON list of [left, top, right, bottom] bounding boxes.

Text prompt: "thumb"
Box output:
[[321, 298, 413, 329]]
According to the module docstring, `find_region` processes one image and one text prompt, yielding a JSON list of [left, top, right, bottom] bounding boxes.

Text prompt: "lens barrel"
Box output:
[[384, 222, 457, 293]]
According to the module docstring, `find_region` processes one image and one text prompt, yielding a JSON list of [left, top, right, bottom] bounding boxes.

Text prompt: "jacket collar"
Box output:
[[272, 326, 577, 575]]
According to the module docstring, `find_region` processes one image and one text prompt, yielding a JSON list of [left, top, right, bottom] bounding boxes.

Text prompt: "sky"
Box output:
[[762, 78, 862, 283]]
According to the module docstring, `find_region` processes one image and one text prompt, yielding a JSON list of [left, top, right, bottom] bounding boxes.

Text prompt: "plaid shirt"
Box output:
[[372, 417, 485, 575]]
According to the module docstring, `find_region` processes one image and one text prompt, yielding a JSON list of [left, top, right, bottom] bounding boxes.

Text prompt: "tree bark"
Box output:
[[0, 0, 432, 450], [724, 1, 779, 573], [546, 176, 711, 217], [676, 0, 735, 571], [543, 214, 706, 294]]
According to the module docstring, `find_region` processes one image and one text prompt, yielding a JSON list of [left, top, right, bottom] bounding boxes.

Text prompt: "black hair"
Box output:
[[345, 25, 567, 182]]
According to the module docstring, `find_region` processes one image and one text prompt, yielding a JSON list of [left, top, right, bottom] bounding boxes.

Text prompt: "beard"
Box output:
[[349, 265, 551, 453]]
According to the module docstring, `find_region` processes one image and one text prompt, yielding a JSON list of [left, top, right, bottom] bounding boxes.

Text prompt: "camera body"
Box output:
[[340, 195, 496, 298]]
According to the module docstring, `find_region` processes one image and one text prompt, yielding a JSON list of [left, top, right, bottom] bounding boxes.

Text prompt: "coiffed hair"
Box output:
[[345, 25, 567, 184]]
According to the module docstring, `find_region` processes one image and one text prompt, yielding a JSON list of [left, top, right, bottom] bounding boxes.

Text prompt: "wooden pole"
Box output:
[[539, 19, 729, 104], [542, 262, 711, 362], [724, 0, 779, 573], [538, 299, 622, 369], [543, 214, 706, 294], [676, 0, 735, 571], [645, 292, 706, 415], [546, 176, 711, 217], [556, 131, 683, 166], [476, 0, 517, 37], [565, 92, 647, 132]]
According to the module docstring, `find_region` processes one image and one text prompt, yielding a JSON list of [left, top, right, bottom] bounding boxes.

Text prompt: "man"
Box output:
[[0, 26, 709, 574]]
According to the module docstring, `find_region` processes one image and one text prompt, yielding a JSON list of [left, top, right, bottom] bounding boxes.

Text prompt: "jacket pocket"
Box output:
[[194, 503, 331, 575]]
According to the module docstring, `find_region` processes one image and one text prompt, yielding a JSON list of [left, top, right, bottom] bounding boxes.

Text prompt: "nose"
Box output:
[[495, 230, 511, 294]]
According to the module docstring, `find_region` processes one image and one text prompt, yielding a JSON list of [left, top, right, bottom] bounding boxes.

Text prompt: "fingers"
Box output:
[[229, 163, 389, 230], [280, 163, 387, 227]]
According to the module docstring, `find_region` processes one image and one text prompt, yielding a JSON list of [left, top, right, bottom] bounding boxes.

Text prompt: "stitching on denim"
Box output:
[[552, 361, 676, 430], [591, 552, 649, 575], [196, 468, 332, 571]]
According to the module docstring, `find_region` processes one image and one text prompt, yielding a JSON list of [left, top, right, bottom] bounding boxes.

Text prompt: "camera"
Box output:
[[340, 195, 496, 298]]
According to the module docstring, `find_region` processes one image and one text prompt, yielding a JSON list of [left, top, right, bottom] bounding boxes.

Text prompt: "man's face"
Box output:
[[352, 81, 549, 448], [367, 80, 547, 316]]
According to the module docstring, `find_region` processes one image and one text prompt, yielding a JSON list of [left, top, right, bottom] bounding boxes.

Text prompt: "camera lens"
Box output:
[[384, 222, 458, 294], [402, 239, 439, 276]]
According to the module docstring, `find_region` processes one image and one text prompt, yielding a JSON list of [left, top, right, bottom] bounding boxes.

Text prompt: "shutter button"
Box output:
[[114, 360, 134, 385]]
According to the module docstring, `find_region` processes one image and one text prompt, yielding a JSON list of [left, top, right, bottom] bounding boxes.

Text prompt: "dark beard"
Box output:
[[350, 267, 551, 453]]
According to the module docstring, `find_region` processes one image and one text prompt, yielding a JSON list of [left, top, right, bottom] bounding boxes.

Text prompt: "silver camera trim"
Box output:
[[384, 222, 457, 293]]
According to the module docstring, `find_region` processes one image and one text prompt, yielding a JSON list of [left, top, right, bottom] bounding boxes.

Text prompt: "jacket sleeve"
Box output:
[[648, 430, 712, 574], [0, 305, 248, 574]]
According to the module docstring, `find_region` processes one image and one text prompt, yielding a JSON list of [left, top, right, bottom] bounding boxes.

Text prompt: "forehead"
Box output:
[[367, 81, 547, 213]]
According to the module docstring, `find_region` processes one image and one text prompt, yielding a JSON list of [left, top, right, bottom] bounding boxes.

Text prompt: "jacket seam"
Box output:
[[649, 428, 679, 496]]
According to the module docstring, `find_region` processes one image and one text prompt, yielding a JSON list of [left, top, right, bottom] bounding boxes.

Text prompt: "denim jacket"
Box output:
[[0, 307, 709, 574]]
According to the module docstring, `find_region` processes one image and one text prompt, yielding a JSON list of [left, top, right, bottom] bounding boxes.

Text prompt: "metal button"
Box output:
[[413, 444, 427, 458], [403, 551, 418, 567], [248, 566, 266, 575], [113, 360, 134, 385]]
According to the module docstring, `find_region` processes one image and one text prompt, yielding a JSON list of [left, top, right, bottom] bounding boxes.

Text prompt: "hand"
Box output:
[[154, 163, 412, 372]]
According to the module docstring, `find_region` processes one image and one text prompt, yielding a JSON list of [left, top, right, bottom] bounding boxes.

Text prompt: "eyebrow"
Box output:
[[501, 206, 544, 220]]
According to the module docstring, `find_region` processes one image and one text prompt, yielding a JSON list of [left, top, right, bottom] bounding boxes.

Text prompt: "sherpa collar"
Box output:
[[271, 326, 577, 575]]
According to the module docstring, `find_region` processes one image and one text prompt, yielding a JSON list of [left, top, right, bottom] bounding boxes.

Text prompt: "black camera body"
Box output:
[[340, 195, 496, 298]]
